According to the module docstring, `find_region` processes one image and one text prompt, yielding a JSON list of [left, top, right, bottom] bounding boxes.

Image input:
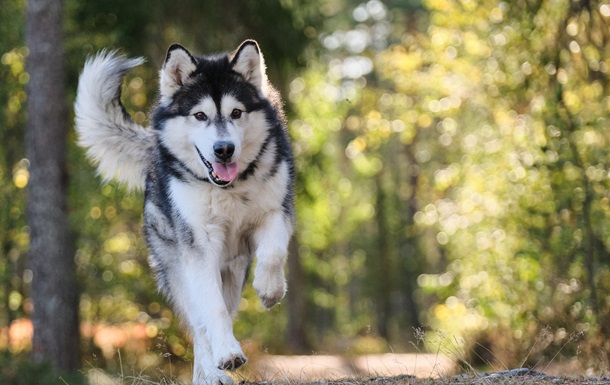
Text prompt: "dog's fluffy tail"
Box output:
[[74, 51, 154, 190]]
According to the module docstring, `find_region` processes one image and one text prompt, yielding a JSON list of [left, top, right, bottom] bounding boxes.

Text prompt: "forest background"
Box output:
[[2, 0, 610, 383]]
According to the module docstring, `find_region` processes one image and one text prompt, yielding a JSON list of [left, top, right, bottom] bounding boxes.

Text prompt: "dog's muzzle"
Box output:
[[195, 145, 239, 187]]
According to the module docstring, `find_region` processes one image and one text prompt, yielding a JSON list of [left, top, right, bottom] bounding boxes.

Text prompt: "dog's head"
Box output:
[[154, 40, 270, 187]]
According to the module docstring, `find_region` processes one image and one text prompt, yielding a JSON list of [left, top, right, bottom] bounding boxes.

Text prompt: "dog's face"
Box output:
[[154, 40, 270, 187]]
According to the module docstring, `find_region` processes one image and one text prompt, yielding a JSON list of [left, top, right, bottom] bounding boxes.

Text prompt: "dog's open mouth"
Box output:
[[195, 147, 239, 186]]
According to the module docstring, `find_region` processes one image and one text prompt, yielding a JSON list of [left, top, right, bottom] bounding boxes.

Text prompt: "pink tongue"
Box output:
[[212, 162, 239, 182]]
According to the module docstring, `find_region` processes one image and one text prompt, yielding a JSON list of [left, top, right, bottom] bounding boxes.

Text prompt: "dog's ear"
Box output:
[[230, 40, 268, 94], [160, 44, 197, 98]]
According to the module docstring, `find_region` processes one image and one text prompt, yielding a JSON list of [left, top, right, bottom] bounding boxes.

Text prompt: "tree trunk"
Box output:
[[286, 238, 310, 353], [400, 141, 422, 330], [25, 0, 80, 372], [373, 172, 394, 340]]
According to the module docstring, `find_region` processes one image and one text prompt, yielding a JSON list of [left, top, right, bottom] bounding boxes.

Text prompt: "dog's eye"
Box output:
[[194, 112, 208, 121], [230, 109, 242, 119]]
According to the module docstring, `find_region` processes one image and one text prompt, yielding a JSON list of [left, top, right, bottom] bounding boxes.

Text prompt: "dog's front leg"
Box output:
[[181, 255, 246, 384], [252, 211, 293, 309], [192, 332, 234, 385]]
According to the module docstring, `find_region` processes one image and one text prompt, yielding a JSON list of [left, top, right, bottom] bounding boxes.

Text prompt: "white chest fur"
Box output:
[[169, 179, 250, 250], [168, 161, 289, 259]]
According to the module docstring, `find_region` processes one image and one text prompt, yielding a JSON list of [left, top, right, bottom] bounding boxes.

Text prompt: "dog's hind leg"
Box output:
[[221, 254, 250, 317]]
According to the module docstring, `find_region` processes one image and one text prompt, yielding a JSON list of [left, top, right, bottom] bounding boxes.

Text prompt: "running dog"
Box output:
[[74, 40, 295, 385]]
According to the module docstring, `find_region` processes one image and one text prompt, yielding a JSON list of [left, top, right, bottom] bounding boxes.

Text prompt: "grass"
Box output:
[[83, 351, 609, 385], [85, 371, 609, 385], [74, 327, 610, 385]]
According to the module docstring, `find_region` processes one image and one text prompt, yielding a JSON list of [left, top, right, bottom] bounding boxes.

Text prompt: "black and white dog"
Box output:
[[75, 40, 295, 384]]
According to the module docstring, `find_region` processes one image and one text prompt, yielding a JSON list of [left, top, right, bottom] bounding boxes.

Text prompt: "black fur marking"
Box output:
[[174, 57, 264, 117], [281, 183, 295, 217], [239, 136, 271, 182], [180, 223, 195, 246], [158, 144, 188, 182], [265, 148, 283, 180], [145, 163, 175, 229], [147, 220, 176, 245], [153, 53, 266, 132], [158, 143, 210, 184]]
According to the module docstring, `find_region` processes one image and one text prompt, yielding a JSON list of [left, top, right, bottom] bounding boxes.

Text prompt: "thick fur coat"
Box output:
[[74, 40, 295, 385]]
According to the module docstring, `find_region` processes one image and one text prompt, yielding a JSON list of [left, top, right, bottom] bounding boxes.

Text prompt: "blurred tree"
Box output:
[[25, 0, 80, 373]]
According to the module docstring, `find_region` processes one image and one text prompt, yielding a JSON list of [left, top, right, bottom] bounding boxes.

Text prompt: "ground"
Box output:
[[240, 374, 610, 385], [86, 354, 610, 385]]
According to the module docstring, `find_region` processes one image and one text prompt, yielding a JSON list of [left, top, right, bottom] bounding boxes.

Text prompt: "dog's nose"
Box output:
[[213, 141, 235, 161]]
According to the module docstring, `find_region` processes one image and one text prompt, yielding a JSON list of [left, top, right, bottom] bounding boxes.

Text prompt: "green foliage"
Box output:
[[0, 353, 86, 385], [288, 0, 610, 370], [357, 0, 610, 369]]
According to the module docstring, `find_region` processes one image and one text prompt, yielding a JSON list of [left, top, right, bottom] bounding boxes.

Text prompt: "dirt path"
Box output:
[[246, 353, 455, 381], [85, 354, 610, 384], [243, 355, 610, 385]]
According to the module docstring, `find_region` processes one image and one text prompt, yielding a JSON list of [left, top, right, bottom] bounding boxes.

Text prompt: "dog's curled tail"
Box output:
[[74, 51, 154, 190]]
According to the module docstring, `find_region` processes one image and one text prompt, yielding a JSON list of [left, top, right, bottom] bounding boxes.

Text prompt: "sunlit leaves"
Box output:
[[406, 0, 610, 366]]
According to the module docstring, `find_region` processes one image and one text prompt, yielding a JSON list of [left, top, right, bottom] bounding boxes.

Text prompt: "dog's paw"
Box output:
[[218, 354, 247, 372], [193, 368, 234, 385], [253, 264, 286, 309], [217, 374, 235, 385], [213, 338, 247, 373]]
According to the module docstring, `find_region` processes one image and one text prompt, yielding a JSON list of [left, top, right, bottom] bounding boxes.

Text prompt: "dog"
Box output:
[[74, 40, 295, 385]]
